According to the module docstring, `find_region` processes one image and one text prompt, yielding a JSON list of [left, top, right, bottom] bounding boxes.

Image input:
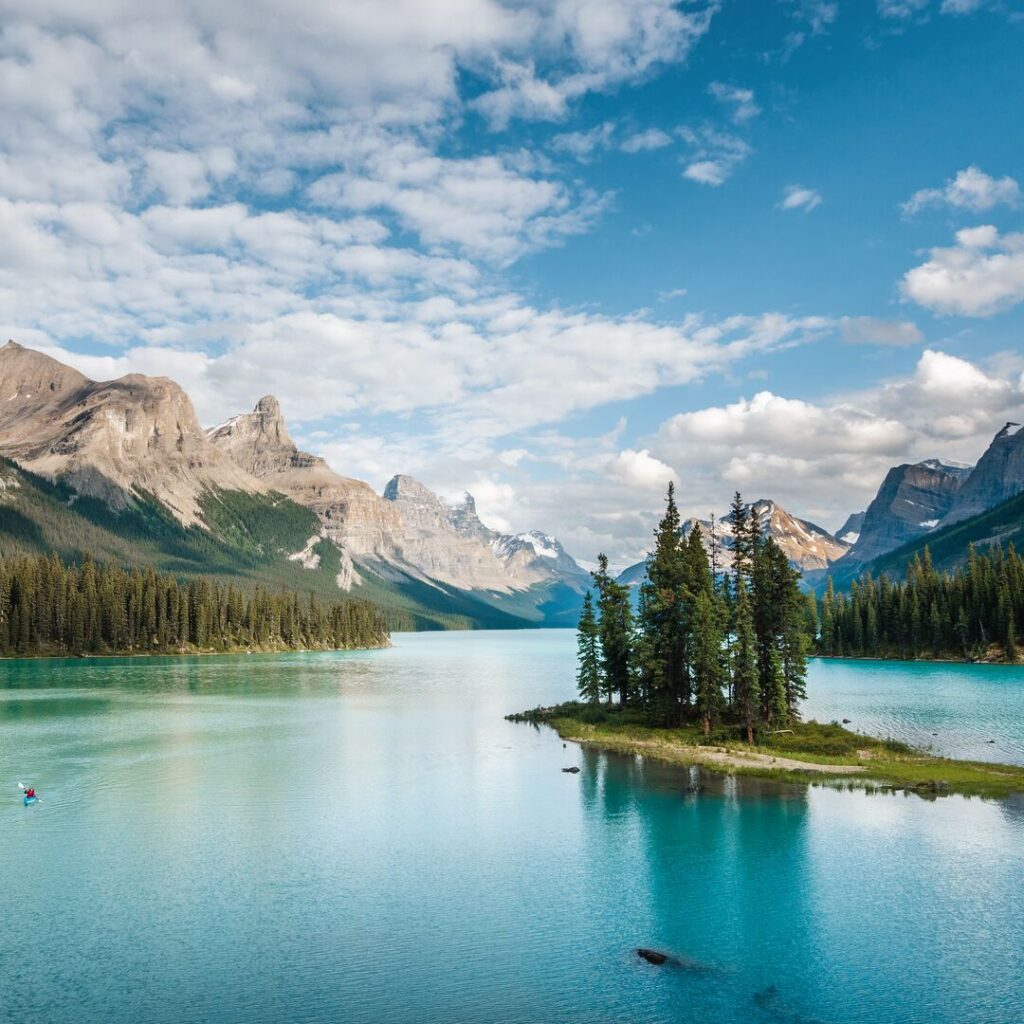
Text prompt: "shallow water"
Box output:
[[1, 631, 1022, 1024]]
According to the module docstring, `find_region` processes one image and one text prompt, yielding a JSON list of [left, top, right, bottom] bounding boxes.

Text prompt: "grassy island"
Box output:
[[508, 702, 1024, 800]]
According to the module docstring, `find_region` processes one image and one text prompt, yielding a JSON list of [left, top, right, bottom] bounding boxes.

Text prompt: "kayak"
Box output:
[[23, 795, 38, 806]]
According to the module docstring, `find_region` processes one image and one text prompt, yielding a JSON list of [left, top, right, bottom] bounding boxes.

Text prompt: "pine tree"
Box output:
[[692, 589, 724, 735], [592, 554, 634, 706], [733, 578, 760, 743], [576, 591, 602, 703], [637, 483, 688, 723]]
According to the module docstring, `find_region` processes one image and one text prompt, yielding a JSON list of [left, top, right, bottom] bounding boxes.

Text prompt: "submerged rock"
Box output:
[[636, 948, 668, 965]]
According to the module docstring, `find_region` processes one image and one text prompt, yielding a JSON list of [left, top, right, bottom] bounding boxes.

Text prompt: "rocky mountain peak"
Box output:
[[207, 395, 322, 477], [940, 421, 1024, 527], [0, 342, 261, 523], [255, 394, 282, 417], [840, 459, 967, 564], [382, 474, 436, 504]]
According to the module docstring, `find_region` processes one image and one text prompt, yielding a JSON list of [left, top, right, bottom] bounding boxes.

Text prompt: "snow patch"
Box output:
[[840, 532, 860, 545], [919, 519, 939, 529]]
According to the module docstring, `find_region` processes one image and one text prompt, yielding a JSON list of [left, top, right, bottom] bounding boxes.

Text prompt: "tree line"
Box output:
[[576, 486, 814, 739], [818, 543, 1024, 661], [0, 552, 389, 657]]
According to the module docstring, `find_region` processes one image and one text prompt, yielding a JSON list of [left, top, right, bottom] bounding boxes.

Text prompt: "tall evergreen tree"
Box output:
[[691, 589, 725, 734], [592, 554, 634, 705], [637, 483, 688, 723], [575, 591, 602, 704], [733, 578, 760, 743]]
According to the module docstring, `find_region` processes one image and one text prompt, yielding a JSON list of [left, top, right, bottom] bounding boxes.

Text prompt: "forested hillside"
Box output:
[[0, 459, 531, 632], [819, 545, 1023, 663], [0, 552, 389, 657]]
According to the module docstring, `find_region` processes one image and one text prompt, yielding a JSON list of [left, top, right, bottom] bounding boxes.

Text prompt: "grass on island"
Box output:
[[507, 703, 1024, 800]]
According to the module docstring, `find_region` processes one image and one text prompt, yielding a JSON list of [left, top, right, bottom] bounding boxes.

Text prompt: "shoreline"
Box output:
[[812, 653, 1024, 667], [0, 640, 391, 663], [510, 705, 1024, 800]]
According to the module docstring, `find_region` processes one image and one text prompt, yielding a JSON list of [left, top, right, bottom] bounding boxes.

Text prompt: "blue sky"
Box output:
[[1, 0, 1023, 567]]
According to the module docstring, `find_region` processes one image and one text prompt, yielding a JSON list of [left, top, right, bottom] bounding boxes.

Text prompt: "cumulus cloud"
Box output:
[[651, 349, 1024, 531], [779, 184, 822, 211], [940, 0, 986, 12], [902, 225, 1024, 316], [620, 128, 673, 153], [707, 82, 760, 124], [470, 1, 718, 129], [901, 165, 1020, 216], [679, 127, 752, 186], [877, 0, 929, 17], [549, 121, 616, 160]]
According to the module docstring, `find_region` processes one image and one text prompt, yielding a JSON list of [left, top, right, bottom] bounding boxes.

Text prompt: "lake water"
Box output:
[[2, 630, 1023, 1024]]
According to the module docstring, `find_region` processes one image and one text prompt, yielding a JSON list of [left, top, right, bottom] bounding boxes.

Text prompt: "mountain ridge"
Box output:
[[0, 341, 586, 627]]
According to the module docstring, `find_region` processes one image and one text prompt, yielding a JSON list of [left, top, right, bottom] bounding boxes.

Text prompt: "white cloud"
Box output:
[[549, 121, 616, 160], [779, 184, 822, 211], [620, 128, 673, 153], [471, 1, 718, 129], [901, 165, 1020, 216], [877, 0, 929, 17], [603, 448, 675, 489], [679, 127, 752, 186], [940, 0, 985, 12], [839, 316, 923, 346], [902, 225, 1024, 316], [651, 349, 1024, 531], [707, 82, 759, 124]]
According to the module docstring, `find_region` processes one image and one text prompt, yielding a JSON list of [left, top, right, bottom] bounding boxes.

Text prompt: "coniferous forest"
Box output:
[[576, 486, 814, 739], [818, 544, 1024, 663], [0, 552, 389, 657]]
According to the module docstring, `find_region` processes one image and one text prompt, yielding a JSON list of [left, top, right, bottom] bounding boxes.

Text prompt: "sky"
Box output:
[[2, 0, 1024, 569]]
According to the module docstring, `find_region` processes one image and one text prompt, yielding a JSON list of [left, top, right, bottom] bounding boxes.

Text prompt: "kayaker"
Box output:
[[25, 786, 35, 798]]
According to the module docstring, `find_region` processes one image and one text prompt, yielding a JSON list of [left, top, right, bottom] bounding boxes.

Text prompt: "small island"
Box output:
[[509, 486, 1024, 801], [508, 702, 1024, 800]]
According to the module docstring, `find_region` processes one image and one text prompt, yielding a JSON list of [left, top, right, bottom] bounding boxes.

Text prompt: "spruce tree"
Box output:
[[637, 483, 688, 723], [592, 554, 634, 706], [692, 589, 724, 734], [576, 591, 602, 703], [733, 578, 760, 743]]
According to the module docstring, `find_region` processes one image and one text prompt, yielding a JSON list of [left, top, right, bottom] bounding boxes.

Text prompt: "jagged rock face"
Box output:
[[383, 475, 545, 592], [836, 511, 865, 546], [0, 340, 262, 523], [207, 395, 326, 477], [684, 499, 849, 572], [491, 530, 587, 583], [618, 498, 849, 585], [382, 475, 587, 591], [940, 423, 1024, 527], [841, 460, 969, 563], [209, 398, 405, 567]]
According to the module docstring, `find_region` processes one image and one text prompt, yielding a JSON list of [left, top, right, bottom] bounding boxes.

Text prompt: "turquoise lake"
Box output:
[[2, 630, 1023, 1024]]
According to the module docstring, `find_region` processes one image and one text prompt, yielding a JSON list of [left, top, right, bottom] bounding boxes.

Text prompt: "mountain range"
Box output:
[[2, 339, 1023, 617], [0, 341, 587, 629], [617, 499, 852, 588], [617, 424, 1024, 593]]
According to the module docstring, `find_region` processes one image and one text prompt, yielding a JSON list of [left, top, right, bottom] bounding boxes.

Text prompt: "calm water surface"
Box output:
[[2, 631, 1023, 1024]]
